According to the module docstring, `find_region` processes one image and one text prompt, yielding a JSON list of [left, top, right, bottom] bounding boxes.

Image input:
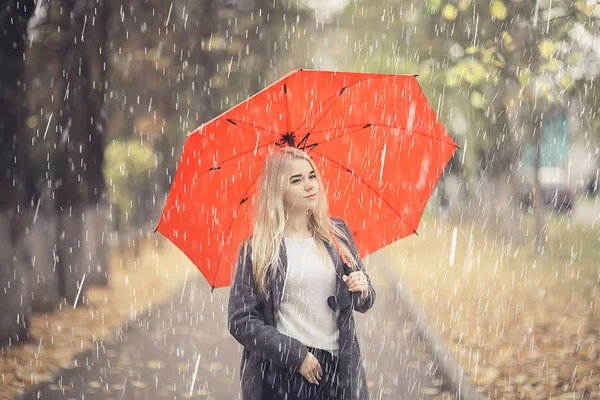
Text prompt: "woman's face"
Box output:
[[283, 158, 319, 212]]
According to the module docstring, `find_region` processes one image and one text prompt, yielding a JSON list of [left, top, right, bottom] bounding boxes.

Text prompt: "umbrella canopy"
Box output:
[[155, 69, 457, 290]]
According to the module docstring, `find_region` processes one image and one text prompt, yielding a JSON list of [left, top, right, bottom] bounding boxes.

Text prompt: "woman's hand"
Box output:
[[299, 352, 322, 385], [342, 271, 369, 300]]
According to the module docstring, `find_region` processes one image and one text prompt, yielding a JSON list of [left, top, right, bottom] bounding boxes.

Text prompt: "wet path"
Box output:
[[19, 252, 460, 399]]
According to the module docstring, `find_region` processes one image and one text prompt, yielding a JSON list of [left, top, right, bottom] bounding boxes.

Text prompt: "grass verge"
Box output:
[[383, 215, 600, 399]]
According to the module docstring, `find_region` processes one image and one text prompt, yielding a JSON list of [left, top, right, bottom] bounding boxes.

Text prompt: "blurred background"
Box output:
[[1, 0, 599, 398]]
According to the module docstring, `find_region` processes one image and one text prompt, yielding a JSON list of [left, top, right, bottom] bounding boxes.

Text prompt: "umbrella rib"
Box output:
[[310, 149, 414, 233], [292, 91, 342, 137], [209, 142, 272, 171], [371, 124, 456, 147], [292, 75, 391, 137], [211, 174, 260, 288], [283, 83, 292, 134], [309, 123, 373, 134], [224, 118, 280, 144], [311, 123, 456, 148]]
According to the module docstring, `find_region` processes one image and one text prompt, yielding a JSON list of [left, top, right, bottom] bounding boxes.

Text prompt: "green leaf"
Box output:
[[427, 0, 443, 13], [518, 68, 532, 87], [420, 58, 437, 80], [566, 51, 582, 67], [445, 67, 463, 87], [481, 47, 497, 64]]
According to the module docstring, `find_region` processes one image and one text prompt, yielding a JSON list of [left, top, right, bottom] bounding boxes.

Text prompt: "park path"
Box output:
[[19, 251, 462, 400]]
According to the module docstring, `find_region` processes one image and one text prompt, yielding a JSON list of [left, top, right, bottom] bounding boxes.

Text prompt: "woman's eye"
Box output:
[[291, 175, 315, 184]]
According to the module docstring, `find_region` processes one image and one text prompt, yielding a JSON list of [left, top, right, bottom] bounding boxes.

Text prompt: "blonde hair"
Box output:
[[242, 146, 358, 301]]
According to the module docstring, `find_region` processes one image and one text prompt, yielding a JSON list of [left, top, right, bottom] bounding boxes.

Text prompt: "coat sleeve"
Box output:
[[227, 242, 308, 372], [337, 218, 376, 313]]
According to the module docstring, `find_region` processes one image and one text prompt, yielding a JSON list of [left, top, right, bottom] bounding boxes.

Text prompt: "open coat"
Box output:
[[227, 217, 376, 399]]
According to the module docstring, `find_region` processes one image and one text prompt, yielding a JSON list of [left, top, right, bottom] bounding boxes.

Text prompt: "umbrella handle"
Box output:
[[331, 232, 363, 310], [342, 262, 362, 308]]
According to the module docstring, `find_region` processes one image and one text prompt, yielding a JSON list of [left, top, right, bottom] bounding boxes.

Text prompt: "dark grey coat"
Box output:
[[227, 217, 376, 399]]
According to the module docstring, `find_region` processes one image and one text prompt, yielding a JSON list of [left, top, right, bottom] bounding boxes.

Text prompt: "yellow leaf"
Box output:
[[458, 0, 471, 11], [540, 59, 562, 72], [503, 95, 517, 109], [478, 367, 500, 385], [146, 360, 163, 369], [457, 62, 470, 76], [518, 68, 532, 87], [463, 59, 487, 84], [538, 40, 558, 59], [501, 32, 515, 52], [205, 34, 226, 52], [131, 380, 147, 389], [559, 74, 574, 88], [490, 1, 508, 20], [227, 40, 244, 55], [470, 91, 486, 109], [210, 361, 224, 370], [27, 116, 38, 129], [494, 52, 506, 67], [88, 381, 102, 389], [575, 1, 597, 16], [465, 47, 480, 55], [442, 4, 458, 21]]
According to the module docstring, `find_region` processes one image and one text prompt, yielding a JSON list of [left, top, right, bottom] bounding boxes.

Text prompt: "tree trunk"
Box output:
[[475, 101, 526, 244], [54, 0, 109, 305], [532, 110, 548, 255], [0, 0, 35, 346]]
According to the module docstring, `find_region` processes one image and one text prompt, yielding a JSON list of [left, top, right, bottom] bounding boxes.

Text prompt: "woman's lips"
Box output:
[[305, 194, 317, 199]]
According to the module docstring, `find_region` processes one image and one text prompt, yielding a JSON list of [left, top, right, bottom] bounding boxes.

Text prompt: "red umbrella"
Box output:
[[155, 69, 457, 290]]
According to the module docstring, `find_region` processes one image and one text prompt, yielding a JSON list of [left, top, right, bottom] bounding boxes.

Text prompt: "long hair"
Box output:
[[243, 146, 358, 301]]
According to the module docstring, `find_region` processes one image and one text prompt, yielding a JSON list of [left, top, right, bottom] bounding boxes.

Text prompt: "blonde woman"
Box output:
[[227, 147, 376, 399]]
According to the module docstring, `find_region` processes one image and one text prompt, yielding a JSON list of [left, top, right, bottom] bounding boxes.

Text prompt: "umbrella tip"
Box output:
[[455, 144, 462, 150], [413, 230, 419, 236], [153, 225, 159, 233], [211, 285, 215, 293]]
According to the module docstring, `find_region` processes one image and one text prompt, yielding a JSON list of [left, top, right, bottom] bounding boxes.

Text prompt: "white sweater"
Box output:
[[276, 237, 340, 357]]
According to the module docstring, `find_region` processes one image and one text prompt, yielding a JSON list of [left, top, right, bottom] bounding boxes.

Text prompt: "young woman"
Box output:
[[227, 146, 376, 399]]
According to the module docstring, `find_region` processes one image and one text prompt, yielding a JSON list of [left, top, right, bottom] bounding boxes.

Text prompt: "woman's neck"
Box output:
[[282, 214, 312, 238]]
